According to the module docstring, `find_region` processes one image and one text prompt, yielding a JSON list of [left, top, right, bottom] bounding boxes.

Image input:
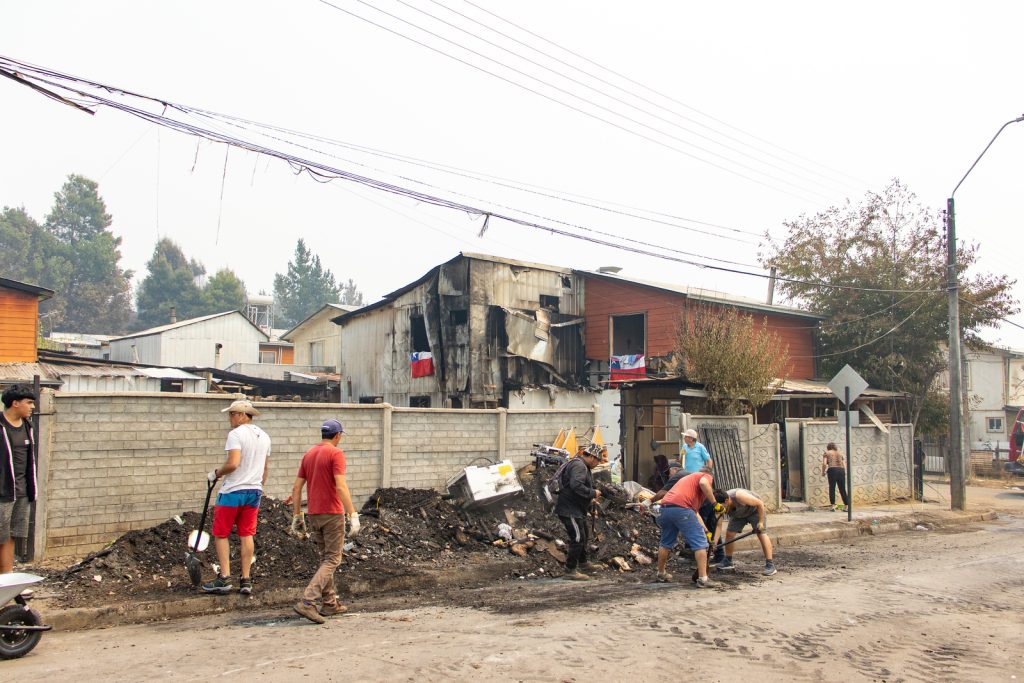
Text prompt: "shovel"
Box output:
[[690, 528, 761, 581], [185, 477, 217, 587]]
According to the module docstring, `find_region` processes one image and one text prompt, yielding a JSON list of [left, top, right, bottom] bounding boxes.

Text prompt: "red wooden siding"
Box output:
[[0, 288, 40, 362], [583, 276, 817, 379]]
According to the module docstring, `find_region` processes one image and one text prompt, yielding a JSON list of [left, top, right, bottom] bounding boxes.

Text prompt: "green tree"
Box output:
[[135, 238, 204, 329], [673, 305, 789, 415], [762, 179, 1017, 427], [272, 239, 343, 327], [339, 277, 365, 307], [201, 268, 247, 315], [43, 175, 133, 333], [0, 207, 74, 325]]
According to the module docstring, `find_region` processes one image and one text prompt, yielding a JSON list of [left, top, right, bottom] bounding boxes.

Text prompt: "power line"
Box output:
[[392, 0, 854, 198], [959, 297, 1024, 333], [791, 296, 935, 359], [316, 0, 830, 203], [0, 55, 943, 295], [460, 0, 869, 189], [426, 0, 862, 196]]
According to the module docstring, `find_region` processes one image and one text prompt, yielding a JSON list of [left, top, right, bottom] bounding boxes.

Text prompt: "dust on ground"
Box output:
[[39, 468, 668, 609]]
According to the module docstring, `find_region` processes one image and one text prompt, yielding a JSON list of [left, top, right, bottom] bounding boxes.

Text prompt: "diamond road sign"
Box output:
[[827, 364, 869, 406]]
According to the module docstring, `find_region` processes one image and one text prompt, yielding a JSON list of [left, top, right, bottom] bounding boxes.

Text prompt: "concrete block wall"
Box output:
[[37, 393, 595, 558], [802, 423, 914, 507]]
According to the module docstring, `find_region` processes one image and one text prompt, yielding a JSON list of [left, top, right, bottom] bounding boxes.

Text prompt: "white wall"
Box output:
[[288, 307, 342, 371]]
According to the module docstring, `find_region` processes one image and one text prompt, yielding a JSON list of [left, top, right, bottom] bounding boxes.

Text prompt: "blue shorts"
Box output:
[[657, 506, 708, 550]]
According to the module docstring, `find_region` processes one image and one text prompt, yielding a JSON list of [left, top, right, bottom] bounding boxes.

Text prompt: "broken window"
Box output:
[[539, 294, 560, 312], [450, 309, 468, 325], [359, 395, 383, 404], [410, 395, 431, 408], [160, 379, 184, 393], [611, 313, 645, 356], [561, 276, 572, 289], [410, 314, 430, 352]]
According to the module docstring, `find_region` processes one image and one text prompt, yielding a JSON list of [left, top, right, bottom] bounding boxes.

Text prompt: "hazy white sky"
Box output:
[[2, 2, 1022, 348]]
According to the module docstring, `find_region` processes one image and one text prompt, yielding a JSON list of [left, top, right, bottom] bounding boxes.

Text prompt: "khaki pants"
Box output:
[[303, 514, 346, 605]]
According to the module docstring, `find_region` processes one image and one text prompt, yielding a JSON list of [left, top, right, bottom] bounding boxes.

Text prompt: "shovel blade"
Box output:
[[187, 530, 210, 552], [185, 552, 203, 587]]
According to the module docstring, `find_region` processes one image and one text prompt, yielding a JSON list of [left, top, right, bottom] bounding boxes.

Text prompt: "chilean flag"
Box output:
[[609, 354, 645, 381], [411, 351, 435, 378]]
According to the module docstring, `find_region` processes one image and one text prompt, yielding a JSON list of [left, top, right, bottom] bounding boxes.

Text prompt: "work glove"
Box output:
[[348, 512, 361, 537], [706, 532, 713, 543], [207, 469, 219, 483], [290, 514, 306, 537], [713, 503, 725, 514]]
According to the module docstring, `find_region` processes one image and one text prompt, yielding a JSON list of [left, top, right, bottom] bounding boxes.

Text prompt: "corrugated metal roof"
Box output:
[[111, 310, 269, 341], [0, 362, 202, 382], [774, 377, 907, 398]]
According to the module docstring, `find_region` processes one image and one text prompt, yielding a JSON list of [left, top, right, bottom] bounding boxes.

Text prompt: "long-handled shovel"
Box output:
[[185, 477, 216, 587], [691, 528, 761, 582]]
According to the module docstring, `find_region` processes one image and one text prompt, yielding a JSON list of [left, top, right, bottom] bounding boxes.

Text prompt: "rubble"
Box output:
[[44, 470, 664, 608]]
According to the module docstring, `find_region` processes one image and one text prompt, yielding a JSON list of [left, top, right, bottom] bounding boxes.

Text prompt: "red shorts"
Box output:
[[211, 489, 262, 537]]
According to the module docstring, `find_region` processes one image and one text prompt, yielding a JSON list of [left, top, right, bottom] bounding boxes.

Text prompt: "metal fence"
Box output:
[[921, 441, 946, 474], [698, 425, 748, 491]]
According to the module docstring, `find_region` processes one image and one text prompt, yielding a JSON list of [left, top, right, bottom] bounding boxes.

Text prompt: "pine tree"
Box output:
[[135, 238, 203, 329], [272, 239, 343, 327]]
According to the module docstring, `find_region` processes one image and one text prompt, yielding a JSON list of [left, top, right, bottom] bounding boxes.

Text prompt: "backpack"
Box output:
[[543, 458, 572, 504]]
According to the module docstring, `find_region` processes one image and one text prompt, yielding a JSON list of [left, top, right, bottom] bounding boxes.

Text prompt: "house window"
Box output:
[[309, 341, 324, 366], [988, 417, 1004, 433], [410, 395, 431, 408], [610, 313, 645, 356], [260, 350, 278, 364], [450, 309, 468, 325], [359, 395, 383, 404], [160, 379, 184, 393], [539, 294, 560, 312], [410, 314, 430, 352]]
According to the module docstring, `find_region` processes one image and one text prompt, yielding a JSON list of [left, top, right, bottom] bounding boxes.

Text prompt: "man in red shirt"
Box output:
[[650, 470, 726, 587], [290, 419, 360, 624]]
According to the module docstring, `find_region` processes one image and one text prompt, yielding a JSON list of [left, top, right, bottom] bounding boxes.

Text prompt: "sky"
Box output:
[[1, 1, 1022, 348]]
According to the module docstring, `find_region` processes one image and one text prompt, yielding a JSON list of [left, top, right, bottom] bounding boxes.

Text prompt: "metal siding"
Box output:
[[288, 308, 342, 371], [163, 314, 263, 368], [109, 334, 161, 364]]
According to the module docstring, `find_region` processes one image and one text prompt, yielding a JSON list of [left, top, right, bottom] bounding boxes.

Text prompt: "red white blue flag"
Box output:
[[609, 354, 645, 381], [411, 351, 434, 378]]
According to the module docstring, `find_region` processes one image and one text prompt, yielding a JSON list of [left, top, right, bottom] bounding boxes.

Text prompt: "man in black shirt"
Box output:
[[554, 447, 603, 581], [0, 385, 37, 574]]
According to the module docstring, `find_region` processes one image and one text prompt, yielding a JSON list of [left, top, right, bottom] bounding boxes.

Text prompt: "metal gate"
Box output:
[[698, 425, 748, 491]]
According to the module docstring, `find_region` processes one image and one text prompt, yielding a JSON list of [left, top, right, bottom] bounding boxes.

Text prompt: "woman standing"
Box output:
[[822, 442, 850, 511]]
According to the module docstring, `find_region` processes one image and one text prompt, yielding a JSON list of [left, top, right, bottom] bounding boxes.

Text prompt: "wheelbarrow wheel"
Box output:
[[0, 604, 43, 660]]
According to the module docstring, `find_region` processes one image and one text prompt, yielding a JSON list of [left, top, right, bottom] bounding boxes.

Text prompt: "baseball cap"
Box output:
[[222, 399, 260, 416], [321, 419, 345, 436], [667, 460, 682, 470]]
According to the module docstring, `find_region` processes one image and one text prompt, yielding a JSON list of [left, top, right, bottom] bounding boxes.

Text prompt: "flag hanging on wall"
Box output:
[[410, 351, 434, 378], [609, 354, 645, 381]]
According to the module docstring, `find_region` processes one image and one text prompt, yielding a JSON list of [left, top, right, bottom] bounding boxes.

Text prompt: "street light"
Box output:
[[946, 113, 1024, 511]]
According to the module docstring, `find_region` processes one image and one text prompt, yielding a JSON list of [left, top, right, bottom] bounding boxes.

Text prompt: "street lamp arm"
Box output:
[[951, 114, 1024, 198]]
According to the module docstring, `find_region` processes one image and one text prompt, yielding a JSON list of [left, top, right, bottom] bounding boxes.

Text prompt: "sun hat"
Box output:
[[222, 399, 260, 416]]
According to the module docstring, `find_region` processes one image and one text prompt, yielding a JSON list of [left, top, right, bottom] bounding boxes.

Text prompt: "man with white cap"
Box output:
[[202, 399, 271, 595], [681, 429, 713, 474], [290, 418, 360, 623]]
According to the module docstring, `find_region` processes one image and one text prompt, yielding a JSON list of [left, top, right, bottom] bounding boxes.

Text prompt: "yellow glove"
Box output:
[[714, 503, 725, 514], [706, 532, 713, 543]]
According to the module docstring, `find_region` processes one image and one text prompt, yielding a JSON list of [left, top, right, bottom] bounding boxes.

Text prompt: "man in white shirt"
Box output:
[[202, 399, 271, 595]]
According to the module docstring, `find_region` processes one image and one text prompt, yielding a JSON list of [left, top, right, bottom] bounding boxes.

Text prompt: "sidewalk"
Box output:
[[40, 484, 1011, 632]]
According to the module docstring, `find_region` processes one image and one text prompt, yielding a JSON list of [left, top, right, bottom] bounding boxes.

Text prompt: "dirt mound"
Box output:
[[45, 470, 663, 607]]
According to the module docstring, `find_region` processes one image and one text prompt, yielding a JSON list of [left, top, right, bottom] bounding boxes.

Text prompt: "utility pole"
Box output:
[[946, 114, 1024, 511]]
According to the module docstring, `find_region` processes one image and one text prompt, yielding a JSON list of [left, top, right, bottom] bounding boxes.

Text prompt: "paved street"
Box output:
[[5, 482, 1023, 681]]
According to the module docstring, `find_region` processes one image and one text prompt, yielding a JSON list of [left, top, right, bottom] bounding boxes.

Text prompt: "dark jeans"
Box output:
[[827, 467, 850, 506], [558, 514, 589, 571], [699, 500, 724, 561]]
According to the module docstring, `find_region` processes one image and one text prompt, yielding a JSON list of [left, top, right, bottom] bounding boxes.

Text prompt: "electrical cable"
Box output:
[[316, 0, 830, 203], [790, 296, 935, 359], [0, 54, 945, 295], [459, 0, 869, 188]]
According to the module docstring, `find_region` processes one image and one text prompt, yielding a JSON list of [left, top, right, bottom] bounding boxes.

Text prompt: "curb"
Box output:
[[44, 510, 995, 631]]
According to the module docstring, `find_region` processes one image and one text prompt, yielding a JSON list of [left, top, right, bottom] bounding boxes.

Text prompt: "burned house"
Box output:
[[332, 253, 587, 408]]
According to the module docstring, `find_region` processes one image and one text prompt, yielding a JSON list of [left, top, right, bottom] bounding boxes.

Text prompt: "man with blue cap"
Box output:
[[290, 418, 360, 623]]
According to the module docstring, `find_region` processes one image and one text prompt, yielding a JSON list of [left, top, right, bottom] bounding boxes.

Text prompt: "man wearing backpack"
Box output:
[[553, 448, 603, 581]]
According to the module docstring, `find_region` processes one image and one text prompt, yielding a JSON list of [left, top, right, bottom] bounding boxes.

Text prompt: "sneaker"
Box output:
[[834, 504, 846, 512], [563, 571, 591, 581], [763, 562, 777, 577], [695, 576, 713, 588], [293, 600, 326, 624], [655, 571, 673, 583], [201, 575, 232, 594], [717, 556, 735, 570], [582, 562, 605, 571], [239, 577, 253, 595], [319, 603, 348, 617]]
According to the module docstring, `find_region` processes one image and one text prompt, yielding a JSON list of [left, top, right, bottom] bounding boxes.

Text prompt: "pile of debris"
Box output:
[[46, 468, 664, 607]]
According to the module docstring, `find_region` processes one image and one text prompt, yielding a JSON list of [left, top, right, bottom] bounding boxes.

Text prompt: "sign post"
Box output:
[[828, 365, 868, 522]]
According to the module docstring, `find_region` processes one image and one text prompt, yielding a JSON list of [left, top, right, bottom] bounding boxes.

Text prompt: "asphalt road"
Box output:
[[5, 498, 1024, 681]]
